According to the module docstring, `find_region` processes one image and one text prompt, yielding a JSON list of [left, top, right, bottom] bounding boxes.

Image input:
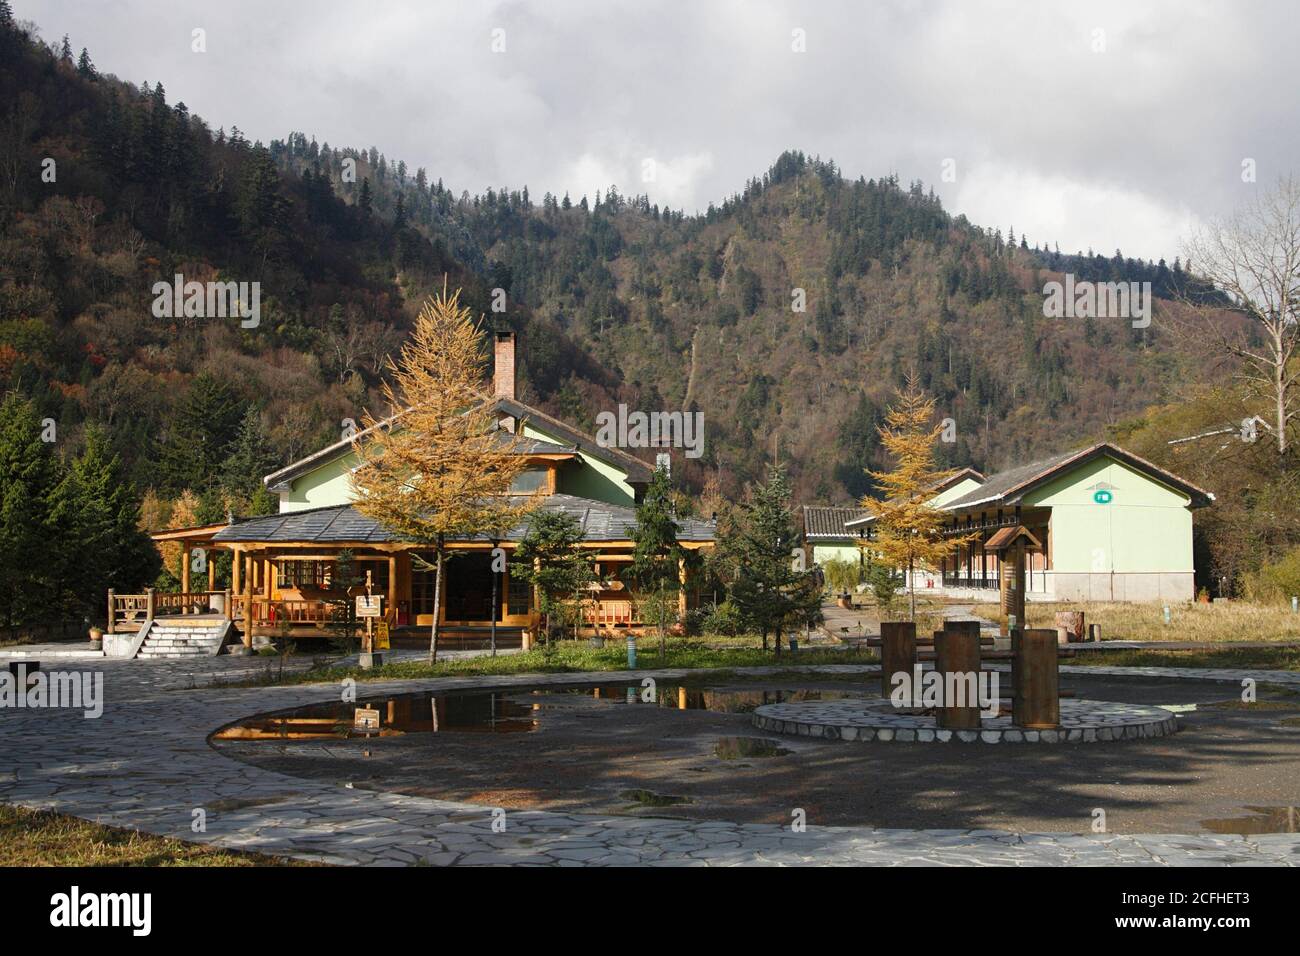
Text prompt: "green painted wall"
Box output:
[[277, 420, 636, 512], [1023, 456, 1193, 573], [930, 476, 984, 508], [522, 423, 637, 506], [812, 541, 863, 566], [279, 451, 357, 511]]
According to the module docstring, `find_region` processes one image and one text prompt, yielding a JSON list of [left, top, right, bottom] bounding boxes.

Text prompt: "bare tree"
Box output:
[[1183, 176, 1300, 455]]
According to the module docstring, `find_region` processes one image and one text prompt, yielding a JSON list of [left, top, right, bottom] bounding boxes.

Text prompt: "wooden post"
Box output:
[[935, 620, 982, 731], [242, 553, 254, 648], [677, 557, 688, 619], [231, 547, 242, 594], [879, 621, 917, 700], [1011, 628, 1059, 729], [107, 589, 115, 634], [181, 546, 191, 596], [207, 554, 216, 592], [387, 554, 398, 626], [223, 588, 232, 621], [145, 586, 155, 620]]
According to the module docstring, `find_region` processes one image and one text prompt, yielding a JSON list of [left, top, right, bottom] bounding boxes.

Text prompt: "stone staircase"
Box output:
[[136, 617, 232, 658]]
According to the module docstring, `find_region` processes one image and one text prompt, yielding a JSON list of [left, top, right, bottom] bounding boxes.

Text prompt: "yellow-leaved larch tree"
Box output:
[[349, 286, 535, 662], [860, 373, 976, 621]]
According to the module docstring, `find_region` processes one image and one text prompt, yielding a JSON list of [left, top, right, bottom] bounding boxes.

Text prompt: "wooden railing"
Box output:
[[584, 599, 639, 628], [229, 596, 335, 630], [108, 588, 231, 633]]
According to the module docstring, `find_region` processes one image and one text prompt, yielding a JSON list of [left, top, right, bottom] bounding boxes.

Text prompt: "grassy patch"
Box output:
[[214, 639, 882, 688], [0, 804, 316, 866], [1066, 646, 1300, 670], [971, 600, 1300, 643]]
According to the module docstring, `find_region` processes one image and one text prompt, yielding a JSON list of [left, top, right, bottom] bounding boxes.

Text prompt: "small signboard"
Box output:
[[353, 706, 380, 733], [1093, 489, 1113, 504], [356, 595, 383, 618], [375, 621, 390, 650]]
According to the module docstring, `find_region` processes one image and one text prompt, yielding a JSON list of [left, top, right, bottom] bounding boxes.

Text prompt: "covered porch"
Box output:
[[123, 518, 711, 649]]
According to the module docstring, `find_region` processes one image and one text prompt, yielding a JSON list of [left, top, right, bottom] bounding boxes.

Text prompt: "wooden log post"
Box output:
[[223, 588, 232, 622], [181, 546, 191, 600], [242, 553, 254, 648], [879, 621, 917, 699], [935, 620, 982, 731], [1011, 627, 1060, 729], [145, 586, 155, 620], [106, 589, 115, 634]]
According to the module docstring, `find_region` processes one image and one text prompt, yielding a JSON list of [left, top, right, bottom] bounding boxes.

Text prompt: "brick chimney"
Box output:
[[493, 327, 516, 400]]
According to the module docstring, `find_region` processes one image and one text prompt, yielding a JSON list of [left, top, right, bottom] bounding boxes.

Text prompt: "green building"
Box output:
[[827, 445, 1213, 603]]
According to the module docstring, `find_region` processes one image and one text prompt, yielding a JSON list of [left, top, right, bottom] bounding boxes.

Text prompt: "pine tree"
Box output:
[[860, 373, 976, 620], [630, 467, 683, 658], [59, 34, 72, 62], [158, 373, 245, 492], [222, 406, 278, 511], [511, 510, 596, 643], [715, 464, 822, 655], [350, 286, 536, 662], [0, 394, 64, 636]]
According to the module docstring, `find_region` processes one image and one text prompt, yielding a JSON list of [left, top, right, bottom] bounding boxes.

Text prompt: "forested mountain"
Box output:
[[0, 10, 1224, 530]]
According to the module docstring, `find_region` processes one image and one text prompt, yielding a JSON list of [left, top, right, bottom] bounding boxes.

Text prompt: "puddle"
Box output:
[[621, 788, 691, 807], [1201, 806, 1300, 834], [206, 794, 300, 812], [715, 737, 791, 759], [214, 691, 540, 740], [215, 683, 870, 741]]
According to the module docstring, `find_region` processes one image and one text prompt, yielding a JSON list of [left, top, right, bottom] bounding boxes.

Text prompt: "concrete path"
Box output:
[[2, 659, 1299, 866]]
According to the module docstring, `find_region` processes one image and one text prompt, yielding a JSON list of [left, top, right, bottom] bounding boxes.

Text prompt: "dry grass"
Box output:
[[968, 600, 1300, 643], [0, 804, 317, 866]]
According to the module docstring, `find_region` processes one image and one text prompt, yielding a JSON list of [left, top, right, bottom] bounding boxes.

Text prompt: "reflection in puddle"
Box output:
[[621, 788, 691, 807], [214, 683, 870, 741], [214, 691, 539, 739], [1201, 806, 1300, 834], [715, 737, 791, 759]]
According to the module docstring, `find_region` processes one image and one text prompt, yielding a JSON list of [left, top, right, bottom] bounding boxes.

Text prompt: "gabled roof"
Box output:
[[939, 442, 1214, 511], [802, 505, 870, 539], [262, 394, 652, 490], [932, 467, 985, 494], [211, 493, 715, 545]]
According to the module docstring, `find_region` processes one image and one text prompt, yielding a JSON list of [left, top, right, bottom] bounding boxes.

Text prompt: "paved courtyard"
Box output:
[[2, 657, 1299, 865]]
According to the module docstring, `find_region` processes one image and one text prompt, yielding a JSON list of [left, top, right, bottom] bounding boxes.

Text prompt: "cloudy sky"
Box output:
[[16, 0, 1298, 261]]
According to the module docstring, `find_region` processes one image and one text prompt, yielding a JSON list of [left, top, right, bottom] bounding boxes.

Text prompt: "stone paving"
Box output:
[[1, 658, 1299, 866], [753, 698, 1179, 743]]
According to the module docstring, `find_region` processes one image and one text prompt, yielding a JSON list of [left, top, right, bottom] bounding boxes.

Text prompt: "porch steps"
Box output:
[[136, 618, 231, 658]]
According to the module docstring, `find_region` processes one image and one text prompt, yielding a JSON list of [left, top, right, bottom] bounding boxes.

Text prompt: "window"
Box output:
[[507, 573, 531, 616], [277, 560, 330, 589], [510, 468, 548, 493]]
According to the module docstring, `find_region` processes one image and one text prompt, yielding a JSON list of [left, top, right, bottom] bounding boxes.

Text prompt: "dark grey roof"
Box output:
[[938, 442, 1214, 511], [212, 493, 715, 544], [802, 506, 869, 539]]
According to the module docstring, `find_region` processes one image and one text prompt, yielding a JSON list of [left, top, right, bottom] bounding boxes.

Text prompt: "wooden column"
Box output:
[[107, 589, 115, 634], [242, 552, 254, 647], [677, 557, 688, 619], [207, 552, 216, 591], [181, 545, 191, 594], [388, 554, 398, 623], [935, 620, 982, 731], [231, 547, 242, 594], [879, 621, 917, 700], [1011, 628, 1059, 729]]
